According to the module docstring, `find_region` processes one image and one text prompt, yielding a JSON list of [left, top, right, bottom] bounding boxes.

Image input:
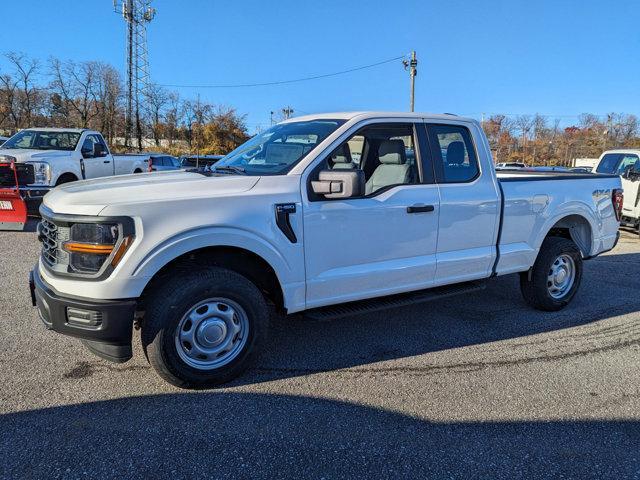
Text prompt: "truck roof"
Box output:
[[282, 111, 476, 124], [21, 127, 90, 134], [601, 148, 640, 155]]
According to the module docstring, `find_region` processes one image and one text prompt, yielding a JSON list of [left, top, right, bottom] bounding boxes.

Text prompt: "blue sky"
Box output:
[[1, 0, 638, 132]]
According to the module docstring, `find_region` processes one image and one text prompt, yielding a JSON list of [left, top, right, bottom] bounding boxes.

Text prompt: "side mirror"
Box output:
[[311, 169, 364, 199], [92, 143, 106, 157]]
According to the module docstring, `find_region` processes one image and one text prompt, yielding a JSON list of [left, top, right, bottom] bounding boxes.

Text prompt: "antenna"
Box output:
[[113, 0, 156, 150]]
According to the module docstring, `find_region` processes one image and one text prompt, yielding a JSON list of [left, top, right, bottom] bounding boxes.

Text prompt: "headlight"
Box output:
[[30, 162, 51, 185], [0, 155, 17, 163], [62, 223, 134, 274]]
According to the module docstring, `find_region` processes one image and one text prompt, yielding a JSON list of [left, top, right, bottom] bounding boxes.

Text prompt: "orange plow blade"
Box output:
[[0, 162, 28, 231]]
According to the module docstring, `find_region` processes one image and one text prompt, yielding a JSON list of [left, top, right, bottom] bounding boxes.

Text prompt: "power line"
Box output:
[[160, 54, 407, 89]]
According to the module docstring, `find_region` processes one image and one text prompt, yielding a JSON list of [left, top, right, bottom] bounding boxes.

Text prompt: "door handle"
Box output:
[[407, 204, 435, 213], [103, 160, 111, 164]]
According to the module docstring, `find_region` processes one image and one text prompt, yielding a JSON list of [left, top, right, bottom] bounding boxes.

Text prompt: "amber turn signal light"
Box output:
[[63, 242, 114, 254], [111, 236, 134, 267]]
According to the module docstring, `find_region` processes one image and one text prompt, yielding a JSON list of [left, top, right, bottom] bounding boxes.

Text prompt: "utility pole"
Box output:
[[282, 106, 294, 120], [403, 51, 418, 112]]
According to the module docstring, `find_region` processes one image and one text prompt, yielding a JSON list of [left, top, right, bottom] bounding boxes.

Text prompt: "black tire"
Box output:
[[141, 266, 268, 388], [520, 236, 583, 312], [55, 173, 78, 186], [133, 169, 142, 173]]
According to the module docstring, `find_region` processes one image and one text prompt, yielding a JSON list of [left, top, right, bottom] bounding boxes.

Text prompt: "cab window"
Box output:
[[321, 123, 420, 196]]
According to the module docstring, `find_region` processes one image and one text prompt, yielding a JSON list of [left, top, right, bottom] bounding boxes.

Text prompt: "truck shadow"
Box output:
[[236, 251, 640, 386], [1, 392, 639, 479]]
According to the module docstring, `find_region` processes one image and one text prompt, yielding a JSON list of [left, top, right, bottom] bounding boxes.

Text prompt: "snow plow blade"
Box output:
[[0, 162, 28, 231]]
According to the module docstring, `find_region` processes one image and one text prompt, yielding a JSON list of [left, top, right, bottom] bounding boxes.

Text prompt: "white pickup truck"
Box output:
[[29, 112, 622, 388], [594, 149, 640, 236], [0, 128, 148, 211]]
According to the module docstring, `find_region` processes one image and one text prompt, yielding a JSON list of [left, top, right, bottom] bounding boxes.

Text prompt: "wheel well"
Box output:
[[140, 246, 285, 311], [133, 168, 142, 173], [545, 215, 592, 257], [55, 173, 78, 185]]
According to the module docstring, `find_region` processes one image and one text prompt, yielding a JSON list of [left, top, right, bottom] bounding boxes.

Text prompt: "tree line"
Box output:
[[482, 112, 640, 165], [2, 52, 639, 162], [0, 52, 248, 154]]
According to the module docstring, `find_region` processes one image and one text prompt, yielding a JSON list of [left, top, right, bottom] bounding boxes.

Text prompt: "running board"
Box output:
[[304, 280, 486, 321]]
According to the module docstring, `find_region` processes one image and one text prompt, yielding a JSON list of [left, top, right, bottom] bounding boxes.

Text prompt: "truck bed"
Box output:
[[497, 170, 618, 182], [495, 170, 621, 277]]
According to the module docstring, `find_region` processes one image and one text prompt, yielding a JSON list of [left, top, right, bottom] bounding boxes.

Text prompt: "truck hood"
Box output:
[[43, 171, 261, 216], [0, 148, 73, 163]]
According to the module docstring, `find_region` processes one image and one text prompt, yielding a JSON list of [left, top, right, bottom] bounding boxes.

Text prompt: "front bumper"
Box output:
[[30, 267, 136, 362], [20, 187, 50, 215]]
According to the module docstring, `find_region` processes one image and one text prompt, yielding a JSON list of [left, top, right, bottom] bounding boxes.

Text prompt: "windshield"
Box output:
[[214, 119, 345, 175], [1, 130, 81, 151]]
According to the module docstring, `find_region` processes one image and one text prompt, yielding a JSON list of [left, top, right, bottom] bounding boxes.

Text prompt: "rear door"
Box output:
[[425, 123, 500, 284], [302, 121, 441, 308]]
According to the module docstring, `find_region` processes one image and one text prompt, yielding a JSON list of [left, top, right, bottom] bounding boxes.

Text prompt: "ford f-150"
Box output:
[[29, 112, 623, 388]]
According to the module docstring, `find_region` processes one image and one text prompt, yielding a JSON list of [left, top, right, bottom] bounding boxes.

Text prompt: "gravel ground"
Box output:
[[1, 221, 639, 479]]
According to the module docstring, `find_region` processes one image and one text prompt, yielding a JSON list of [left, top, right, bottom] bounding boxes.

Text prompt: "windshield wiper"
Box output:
[[186, 167, 214, 176], [212, 165, 247, 175]]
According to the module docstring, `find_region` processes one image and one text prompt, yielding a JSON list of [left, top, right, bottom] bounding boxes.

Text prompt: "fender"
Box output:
[[131, 226, 305, 311], [531, 200, 598, 256]]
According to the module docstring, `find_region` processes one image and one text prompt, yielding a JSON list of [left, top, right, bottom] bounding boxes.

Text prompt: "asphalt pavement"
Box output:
[[1, 221, 639, 479]]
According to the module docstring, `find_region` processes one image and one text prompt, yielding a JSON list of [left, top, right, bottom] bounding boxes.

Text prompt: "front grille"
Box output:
[[16, 164, 35, 185], [38, 217, 70, 270], [0, 163, 35, 187], [0, 164, 16, 187], [39, 219, 59, 266]]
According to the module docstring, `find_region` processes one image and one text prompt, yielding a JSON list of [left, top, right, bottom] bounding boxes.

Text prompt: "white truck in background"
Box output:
[[30, 112, 623, 388], [0, 128, 149, 212], [594, 149, 640, 235]]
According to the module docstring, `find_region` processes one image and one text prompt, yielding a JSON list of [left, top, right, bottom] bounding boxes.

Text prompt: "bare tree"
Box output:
[[94, 64, 123, 145], [1, 52, 42, 130], [144, 83, 169, 146], [514, 115, 533, 161], [49, 58, 101, 127], [164, 92, 180, 147]]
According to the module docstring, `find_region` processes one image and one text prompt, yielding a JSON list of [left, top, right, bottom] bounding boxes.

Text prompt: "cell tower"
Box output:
[[113, 0, 156, 150]]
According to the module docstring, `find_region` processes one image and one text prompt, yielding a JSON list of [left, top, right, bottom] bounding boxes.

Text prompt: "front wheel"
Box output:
[[141, 267, 268, 388], [520, 236, 583, 311]]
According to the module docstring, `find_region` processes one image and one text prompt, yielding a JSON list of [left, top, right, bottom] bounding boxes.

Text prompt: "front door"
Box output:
[[303, 121, 440, 309], [80, 134, 113, 178]]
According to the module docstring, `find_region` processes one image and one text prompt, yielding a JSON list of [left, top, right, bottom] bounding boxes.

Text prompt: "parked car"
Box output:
[[595, 149, 640, 236], [148, 154, 181, 171], [496, 162, 527, 169], [0, 128, 149, 213], [30, 112, 622, 388], [179, 155, 224, 169]]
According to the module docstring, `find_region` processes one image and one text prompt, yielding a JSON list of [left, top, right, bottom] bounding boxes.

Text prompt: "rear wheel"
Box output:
[[520, 236, 583, 311], [141, 266, 268, 388]]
